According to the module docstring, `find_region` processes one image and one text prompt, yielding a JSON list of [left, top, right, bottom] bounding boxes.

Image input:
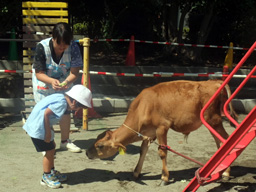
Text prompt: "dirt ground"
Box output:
[[0, 113, 256, 192]]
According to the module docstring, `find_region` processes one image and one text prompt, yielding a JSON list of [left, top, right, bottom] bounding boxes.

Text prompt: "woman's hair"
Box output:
[[52, 22, 73, 45]]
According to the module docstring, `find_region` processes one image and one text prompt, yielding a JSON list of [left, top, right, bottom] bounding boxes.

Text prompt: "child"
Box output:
[[23, 84, 92, 188]]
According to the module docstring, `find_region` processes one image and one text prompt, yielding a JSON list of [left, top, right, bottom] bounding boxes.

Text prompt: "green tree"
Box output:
[[1, 0, 256, 65], [0, 0, 21, 35]]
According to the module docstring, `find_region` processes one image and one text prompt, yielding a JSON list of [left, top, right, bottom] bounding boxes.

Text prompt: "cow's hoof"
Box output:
[[133, 173, 141, 180], [222, 175, 233, 181], [222, 176, 230, 181], [158, 180, 171, 186]]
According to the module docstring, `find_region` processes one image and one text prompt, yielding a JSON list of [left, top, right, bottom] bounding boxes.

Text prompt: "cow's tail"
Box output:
[[223, 84, 238, 127]]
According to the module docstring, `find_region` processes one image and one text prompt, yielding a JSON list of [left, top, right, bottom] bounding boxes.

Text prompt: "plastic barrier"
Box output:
[[1, 69, 255, 79]]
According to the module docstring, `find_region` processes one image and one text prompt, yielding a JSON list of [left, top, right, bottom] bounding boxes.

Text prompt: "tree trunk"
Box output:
[[177, 4, 190, 43], [162, 0, 169, 41], [104, 0, 127, 38], [194, 1, 216, 63]]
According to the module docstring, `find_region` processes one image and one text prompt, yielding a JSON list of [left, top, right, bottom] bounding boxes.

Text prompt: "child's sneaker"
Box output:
[[51, 169, 67, 182], [40, 173, 61, 189]]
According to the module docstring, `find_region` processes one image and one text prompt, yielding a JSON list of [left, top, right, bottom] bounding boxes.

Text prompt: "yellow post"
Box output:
[[224, 42, 233, 69], [79, 37, 90, 130]]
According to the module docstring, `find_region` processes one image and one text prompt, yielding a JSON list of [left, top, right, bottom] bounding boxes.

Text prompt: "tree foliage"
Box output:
[[1, 0, 256, 65], [0, 0, 21, 35], [69, 0, 256, 64]]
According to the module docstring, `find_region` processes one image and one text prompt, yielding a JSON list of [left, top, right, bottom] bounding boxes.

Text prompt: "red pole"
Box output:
[[222, 65, 229, 80]]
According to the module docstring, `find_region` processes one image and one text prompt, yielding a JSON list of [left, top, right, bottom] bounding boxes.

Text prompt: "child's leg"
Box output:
[[30, 138, 61, 188], [41, 148, 61, 188], [43, 148, 55, 173]]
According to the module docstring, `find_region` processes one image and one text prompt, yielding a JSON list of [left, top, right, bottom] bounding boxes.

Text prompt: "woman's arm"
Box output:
[[36, 70, 62, 90], [62, 66, 81, 85], [34, 42, 62, 90], [60, 41, 83, 87]]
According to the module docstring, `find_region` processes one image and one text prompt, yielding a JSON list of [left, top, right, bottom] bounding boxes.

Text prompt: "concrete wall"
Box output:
[[0, 60, 23, 70], [0, 63, 255, 114], [89, 66, 256, 99]]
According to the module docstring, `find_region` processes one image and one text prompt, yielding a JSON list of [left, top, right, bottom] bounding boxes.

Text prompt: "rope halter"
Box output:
[[122, 123, 153, 144]]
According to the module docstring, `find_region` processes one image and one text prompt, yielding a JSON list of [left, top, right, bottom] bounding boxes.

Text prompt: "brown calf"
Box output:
[[86, 80, 237, 184]]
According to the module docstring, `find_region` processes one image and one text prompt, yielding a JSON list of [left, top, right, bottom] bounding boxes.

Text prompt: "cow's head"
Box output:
[[86, 130, 126, 159]]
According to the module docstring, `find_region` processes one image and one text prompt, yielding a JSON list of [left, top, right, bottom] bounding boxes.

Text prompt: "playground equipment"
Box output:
[[78, 38, 102, 129], [183, 41, 256, 191]]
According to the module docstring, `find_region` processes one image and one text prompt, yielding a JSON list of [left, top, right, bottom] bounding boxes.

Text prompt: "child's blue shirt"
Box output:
[[23, 93, 68, 141]]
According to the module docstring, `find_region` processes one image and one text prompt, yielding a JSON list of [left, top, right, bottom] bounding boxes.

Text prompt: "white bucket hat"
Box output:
[[65, 84, 92, 108]]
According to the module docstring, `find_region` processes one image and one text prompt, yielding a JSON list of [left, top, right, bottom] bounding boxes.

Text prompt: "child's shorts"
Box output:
[[31, 137, 55, 152]]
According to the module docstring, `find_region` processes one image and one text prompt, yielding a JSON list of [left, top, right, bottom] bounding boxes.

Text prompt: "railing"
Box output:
[[200, 41, 256, 142]]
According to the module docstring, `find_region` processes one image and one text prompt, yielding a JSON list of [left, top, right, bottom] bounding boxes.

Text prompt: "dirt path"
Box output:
[[0, 113, 256, 192]]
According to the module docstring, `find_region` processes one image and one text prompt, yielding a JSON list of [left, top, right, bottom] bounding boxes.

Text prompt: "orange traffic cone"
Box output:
[[222, 65, 229, 80], [125, 35, 135, 66], [222, 42, 233, 81], [74, 74, 101, 119]]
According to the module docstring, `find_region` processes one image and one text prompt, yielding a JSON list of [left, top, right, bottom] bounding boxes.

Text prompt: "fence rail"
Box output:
[[0, 38, 252, 50], [0, 69, 255, 79]]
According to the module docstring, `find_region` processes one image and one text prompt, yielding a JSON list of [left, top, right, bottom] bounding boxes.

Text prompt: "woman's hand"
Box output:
[[58, 80, 70, 90], [51, 79, 62, 90]]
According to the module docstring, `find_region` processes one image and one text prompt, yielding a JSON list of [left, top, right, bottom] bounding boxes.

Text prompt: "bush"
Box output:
[[73, 22, 89, 36]]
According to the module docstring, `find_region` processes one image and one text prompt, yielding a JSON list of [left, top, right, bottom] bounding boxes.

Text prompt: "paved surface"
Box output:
[[0, 113, 256, 192]]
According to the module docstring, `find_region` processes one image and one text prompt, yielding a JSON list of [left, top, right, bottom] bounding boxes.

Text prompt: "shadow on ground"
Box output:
[[0, 114, 22, 130]]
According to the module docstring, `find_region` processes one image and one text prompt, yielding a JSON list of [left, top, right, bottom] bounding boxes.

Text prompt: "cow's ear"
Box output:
[[114, 142, 126, 152], [97, 130, 112, 140], [105, 130, 113, 139]]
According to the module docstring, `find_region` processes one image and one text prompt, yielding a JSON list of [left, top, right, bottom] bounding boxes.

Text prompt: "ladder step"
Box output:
[[212, 163, 229, 175], [236, 128, 256, 147], [183, 42, 256, 192], [212, 129, 256, 175], [229, 144, 245, 153], [250, 125, 256, 131], [212, 150, 242, 175], [212, 128, 256, 175], [183, 107, 256, 192]]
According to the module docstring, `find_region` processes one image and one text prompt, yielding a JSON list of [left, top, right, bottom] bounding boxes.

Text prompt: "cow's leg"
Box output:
[[156, 125, 169, 185], [208, 116, 231, 180], [133, 139, 150, 179]]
